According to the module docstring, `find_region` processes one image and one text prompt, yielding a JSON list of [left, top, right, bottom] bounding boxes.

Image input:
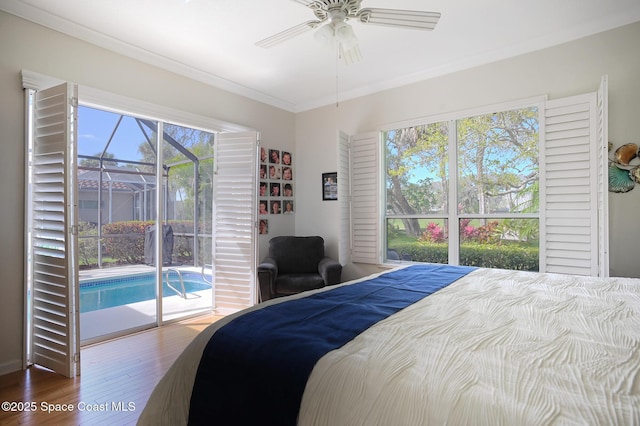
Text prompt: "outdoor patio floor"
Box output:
[[79, 264, 213, 343]]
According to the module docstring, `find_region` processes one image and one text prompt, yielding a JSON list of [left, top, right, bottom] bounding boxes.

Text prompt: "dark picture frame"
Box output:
[[322, 172, 338, 201]]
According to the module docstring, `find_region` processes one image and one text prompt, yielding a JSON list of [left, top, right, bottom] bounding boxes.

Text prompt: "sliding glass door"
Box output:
[[24, 73, 258, 375], [76, 106, 215, 342], [160, 122, 215, 321], [76, 106, 159, 342]]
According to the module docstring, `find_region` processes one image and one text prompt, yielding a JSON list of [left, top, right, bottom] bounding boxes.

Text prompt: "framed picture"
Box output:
[[322, 172, 338, 201], [259, 219, 269, 235], [282, 151, 292, 166], [259, 181, 268, 197], [259, 199, 269, 215], [283, 200, 294, 214], [270, 199, 281, 214], [283, 182, 293, 197], [270, 182, 281, 197], [269, 149, 281, 164], [268, 165, 281, 180], [282, 166, 293, 181]]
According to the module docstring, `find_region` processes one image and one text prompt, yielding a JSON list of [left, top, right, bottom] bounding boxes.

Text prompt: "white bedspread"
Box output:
[[138, 267, 640, 425]]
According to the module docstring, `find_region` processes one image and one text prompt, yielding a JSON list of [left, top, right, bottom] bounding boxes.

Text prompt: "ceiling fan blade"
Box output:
[[357, 8, 441, 31], [256, 20, 322, 49]]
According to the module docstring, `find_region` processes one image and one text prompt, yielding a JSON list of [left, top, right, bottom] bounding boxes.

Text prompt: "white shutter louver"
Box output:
[[30, 82, 80, 377], [212, 131, 259, 313], [542, 93, 601, 276], [349, 132, 380, 264]]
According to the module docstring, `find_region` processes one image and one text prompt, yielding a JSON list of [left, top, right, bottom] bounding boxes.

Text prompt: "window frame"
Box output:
[[381, 97, 545, 267]]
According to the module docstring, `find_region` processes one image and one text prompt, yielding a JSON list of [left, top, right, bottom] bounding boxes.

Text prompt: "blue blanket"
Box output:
[[188, 264, 475, 425]]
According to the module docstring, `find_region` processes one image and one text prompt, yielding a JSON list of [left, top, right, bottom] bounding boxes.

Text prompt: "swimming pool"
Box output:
[[80, 271, 212, 313]]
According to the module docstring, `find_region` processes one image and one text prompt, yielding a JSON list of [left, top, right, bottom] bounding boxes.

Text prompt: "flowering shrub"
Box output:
[[392, 220, 538, 271], [460, 219, 478, 242], [459, 219, 500, 244], [475, 221, 500, 244], [421, 222, 447, 243]]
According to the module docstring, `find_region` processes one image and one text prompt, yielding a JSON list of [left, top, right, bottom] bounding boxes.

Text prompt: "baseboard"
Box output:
[[0, 359, 23, 376]]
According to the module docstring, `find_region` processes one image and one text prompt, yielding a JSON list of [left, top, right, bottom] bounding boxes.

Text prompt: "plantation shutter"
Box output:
[[349, 132, 380, 264], [30, 82, 80, 378], [338, 131, 351, 265], [597, 76, 610, 278], [541, 86, 607, 276], [212, 131, 259, 313]]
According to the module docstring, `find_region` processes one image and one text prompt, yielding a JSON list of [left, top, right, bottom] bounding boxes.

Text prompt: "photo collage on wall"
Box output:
[[259, 146, 294, 234]]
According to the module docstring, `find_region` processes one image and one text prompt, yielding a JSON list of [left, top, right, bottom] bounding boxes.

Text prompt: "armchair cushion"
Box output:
[[276, 274, 325, 295]]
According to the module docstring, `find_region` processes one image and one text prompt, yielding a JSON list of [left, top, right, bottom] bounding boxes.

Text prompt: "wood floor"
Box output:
[[0, 313, 222, 426]]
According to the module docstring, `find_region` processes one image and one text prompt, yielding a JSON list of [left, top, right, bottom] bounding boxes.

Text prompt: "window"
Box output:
[[79, 200, 105, 210], [344, 80, 607, 276], [384, 106, 540, 270]]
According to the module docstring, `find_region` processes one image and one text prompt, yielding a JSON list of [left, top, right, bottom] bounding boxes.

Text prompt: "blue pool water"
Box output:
[[80, 271, 211, 313]]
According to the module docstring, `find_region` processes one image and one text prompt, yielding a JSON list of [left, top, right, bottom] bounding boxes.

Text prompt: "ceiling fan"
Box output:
[[255, 0, 441, 64]]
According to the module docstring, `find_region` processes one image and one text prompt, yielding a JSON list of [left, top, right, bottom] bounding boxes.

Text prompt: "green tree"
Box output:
[[385, 123, 448, 237], [386, 108, 538, 240], [457, 109, 539, 215], [136, 123, 215, 223]]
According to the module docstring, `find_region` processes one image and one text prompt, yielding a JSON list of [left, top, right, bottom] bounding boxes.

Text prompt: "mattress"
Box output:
[[138, 265, 640, 425]]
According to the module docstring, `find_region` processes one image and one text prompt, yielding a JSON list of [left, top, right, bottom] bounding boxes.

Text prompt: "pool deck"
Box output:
[[79, 264, 214, 344], [79, 264, 211, 280]]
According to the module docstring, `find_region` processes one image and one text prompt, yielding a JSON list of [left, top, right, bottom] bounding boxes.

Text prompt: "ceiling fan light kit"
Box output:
[[256, 0, 440, 64], [333, 22, 358, 49], [314, 22, 336, 47], [314, 12, 361, 64]]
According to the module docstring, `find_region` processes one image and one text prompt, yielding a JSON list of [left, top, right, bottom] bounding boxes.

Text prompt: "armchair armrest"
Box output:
[[318, 257, 342, 286], [258, 257, 278, 302]]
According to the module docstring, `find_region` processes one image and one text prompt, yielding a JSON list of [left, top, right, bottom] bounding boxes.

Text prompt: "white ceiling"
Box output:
[[3, 0, 640, 112]]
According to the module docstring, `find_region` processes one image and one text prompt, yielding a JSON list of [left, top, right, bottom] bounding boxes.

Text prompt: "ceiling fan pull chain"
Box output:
[[336, 51, 340, 108]]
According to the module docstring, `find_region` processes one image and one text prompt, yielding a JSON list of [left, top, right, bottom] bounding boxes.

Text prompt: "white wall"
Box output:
[[0, 11, 295, 374], [295, 21, 640, 281]]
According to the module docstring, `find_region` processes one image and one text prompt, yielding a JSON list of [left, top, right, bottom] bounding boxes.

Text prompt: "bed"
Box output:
[[138, 264, 640, 425]]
